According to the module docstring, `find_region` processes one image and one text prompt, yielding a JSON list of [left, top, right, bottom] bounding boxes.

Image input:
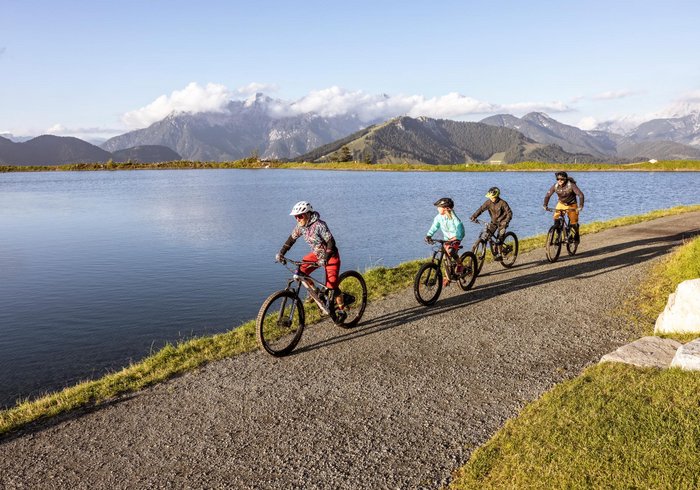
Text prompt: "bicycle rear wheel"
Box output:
[[414, 262, 442, 306], [472, 239, 487, 275], [330, 270, 367, 329], [457, 251, 478, 291], [500, 232, 519, 268], [545, 226, 562, 263], [566, 227, 579, 255], [256, 290, 305, 356]]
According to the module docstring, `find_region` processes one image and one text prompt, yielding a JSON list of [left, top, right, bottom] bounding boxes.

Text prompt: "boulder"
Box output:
[[654, 279, 700, 335], [600, 336, 682, 368], [670, 339, 700, 371]]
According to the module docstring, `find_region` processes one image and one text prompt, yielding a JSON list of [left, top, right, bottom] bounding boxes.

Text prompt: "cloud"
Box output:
[[660, 89, 700, 117], [46, 124, 125, 139], [236, 82, 279, 95], [122, 82, 232, 128], [577, 116, 598, 131], [122, 82, 575, 129], [591, 89, 636, 100]]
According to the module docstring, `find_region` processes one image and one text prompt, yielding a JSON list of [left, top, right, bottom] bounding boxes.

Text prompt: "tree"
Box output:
[[339, 145, 352, 162]]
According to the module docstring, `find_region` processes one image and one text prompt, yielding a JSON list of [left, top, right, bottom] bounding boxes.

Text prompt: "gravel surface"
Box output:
[[2, 212, 699, 489]]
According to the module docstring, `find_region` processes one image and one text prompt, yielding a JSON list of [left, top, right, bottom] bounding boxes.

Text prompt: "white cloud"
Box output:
[[577, 117, 598, 130], [660, 90, 700, 117], [121, 82, 575, 128], [236, 82, 278, 95], [46, 124, 124, 137], [122, 82, 232, 128], [591, 89, 636, 100]]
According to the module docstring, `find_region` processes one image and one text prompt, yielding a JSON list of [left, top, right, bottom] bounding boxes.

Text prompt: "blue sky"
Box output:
[[2, 0, 699, 139]]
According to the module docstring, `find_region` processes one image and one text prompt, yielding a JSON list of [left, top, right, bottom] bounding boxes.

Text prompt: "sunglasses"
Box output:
[[294, 214, 306, 220], [557, 178, 566, 182]]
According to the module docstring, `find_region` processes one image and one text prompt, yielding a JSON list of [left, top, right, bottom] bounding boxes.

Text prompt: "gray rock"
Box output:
[[670, 339, 700, 371], [600, 336, 682, 368]]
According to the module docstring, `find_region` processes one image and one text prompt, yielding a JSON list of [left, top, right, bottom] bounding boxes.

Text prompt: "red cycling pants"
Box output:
[[299, 252, 341, 289]]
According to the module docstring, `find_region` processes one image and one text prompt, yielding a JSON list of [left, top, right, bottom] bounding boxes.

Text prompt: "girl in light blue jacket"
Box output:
[[425, 197, 465, 284]]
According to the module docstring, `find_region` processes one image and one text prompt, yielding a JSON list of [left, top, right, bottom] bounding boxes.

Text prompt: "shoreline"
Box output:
[[2, 159, 700, 173]]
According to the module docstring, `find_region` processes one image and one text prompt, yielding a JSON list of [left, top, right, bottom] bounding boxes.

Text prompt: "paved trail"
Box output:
[[2, 212, 699, 489]]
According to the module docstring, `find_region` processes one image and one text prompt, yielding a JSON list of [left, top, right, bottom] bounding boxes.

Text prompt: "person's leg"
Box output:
[[324, 255, 343, 309], [299, 252, 319, 292], [567, 207, 580, 242]]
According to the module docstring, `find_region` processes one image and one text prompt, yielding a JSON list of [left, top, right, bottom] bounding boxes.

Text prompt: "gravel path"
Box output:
[[2, 212, 699, 489]]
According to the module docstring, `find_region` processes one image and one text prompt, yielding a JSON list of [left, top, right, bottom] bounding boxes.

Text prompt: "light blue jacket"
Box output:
[[427, 211, 465, 240]]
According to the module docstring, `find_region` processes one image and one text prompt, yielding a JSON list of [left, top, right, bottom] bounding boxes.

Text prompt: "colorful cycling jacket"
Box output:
[[470, 198, 512, 227], [543, 178, 585, 208], [279, 211, 337, 264], [427, 211, 465, 241]]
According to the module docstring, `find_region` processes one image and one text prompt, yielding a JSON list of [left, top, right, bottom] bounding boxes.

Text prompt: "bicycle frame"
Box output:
[[550, 209, 575, 242], [427, 239, 460, 279], [282, 260, 333, 315], [473, 219, 502, 250]]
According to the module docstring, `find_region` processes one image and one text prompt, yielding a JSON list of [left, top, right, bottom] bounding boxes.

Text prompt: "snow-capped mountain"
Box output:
[[102, 94, 379, 161]]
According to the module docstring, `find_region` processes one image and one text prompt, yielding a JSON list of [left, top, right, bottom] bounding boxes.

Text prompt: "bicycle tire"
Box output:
[[256, 290, 305, 356], [457, 251, 478, 291], [414, 262, 442, 306], [545, 226, 562, 263], [566, 228, 579, 256], [500, 232, 519, 268], [472, 239, 487, 275], [330, 270, 368, 329]]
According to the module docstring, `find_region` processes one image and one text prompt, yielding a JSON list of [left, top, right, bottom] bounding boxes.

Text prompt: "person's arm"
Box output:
[[426, 215, 440, 238], [470, 201, 488, 221], [572, 183, 585, 209], [543, 185, 556, 209], [504, 201, 512, 226], [455, 219, 465, 241]]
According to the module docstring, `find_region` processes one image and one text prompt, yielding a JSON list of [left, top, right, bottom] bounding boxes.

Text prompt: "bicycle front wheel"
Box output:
[[457, 251, 478, 291], [256, 290, 305, 356], [330, 270, 368, 329], [545, 226, 562, 263], [414, 262, 442, 306], [472, 239, 487, 275], [500, 232, 519, 268]]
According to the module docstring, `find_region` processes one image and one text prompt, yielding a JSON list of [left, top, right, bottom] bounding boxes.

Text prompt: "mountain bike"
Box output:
[[413, 238, 478, 306], [470, 219, 518, 274], [544, 207, 579, 263], [256, 258, 367, 356]]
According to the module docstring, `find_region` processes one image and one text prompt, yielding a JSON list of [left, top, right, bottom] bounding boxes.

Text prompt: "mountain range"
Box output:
[[295, 116, 598, 164], [4, 94, 700, 166], [101, 94, 376, 162], [0, 135, 180, 166], [479, 112, 700, 160]]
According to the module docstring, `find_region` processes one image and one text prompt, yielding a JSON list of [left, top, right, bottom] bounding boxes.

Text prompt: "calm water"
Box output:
[[1, 169, 698, 407]]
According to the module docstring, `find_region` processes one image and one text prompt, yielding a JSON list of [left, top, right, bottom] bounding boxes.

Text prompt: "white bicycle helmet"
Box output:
[[290, 201, 313, 216]]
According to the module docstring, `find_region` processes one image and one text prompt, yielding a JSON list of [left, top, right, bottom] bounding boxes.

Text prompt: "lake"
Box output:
[[1, 169, 698, 407]]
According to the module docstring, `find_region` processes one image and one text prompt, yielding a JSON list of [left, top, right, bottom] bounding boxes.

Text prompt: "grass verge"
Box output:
[[450, 234, 700, 489], [2, 159, 700, 173], [1, 205, 699, 436]]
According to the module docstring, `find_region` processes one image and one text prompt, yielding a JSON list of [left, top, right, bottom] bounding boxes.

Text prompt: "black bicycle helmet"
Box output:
[[433, 197, 454, 208], [555, 171, 568, 180]]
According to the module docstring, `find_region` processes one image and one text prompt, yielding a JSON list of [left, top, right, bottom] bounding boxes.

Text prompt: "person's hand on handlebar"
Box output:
[[424, 236, 434, 244], [275, 253, 286, 264]]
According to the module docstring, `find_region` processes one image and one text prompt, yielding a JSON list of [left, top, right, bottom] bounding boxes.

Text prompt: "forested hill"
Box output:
[[294, 116, 597, 164]]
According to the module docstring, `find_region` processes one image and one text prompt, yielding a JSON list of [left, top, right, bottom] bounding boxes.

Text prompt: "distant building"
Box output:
[[649, 159, 658, 163]]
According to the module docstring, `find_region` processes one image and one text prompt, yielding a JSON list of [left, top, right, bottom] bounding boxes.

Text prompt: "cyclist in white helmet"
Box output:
[[276, 201, 345, 310]]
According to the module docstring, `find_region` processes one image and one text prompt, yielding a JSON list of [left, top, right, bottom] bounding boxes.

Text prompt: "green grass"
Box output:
[[2, 159, 700, 173], [450, 363, 700, 489], [451, 234, 700, 489], [1, 205, 699, 437]]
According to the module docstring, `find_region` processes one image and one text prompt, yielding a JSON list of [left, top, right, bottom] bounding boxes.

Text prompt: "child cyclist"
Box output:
[[275, 201, 346, 314], [425, 197, 465, 286], [470, 187, 512, 260]]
